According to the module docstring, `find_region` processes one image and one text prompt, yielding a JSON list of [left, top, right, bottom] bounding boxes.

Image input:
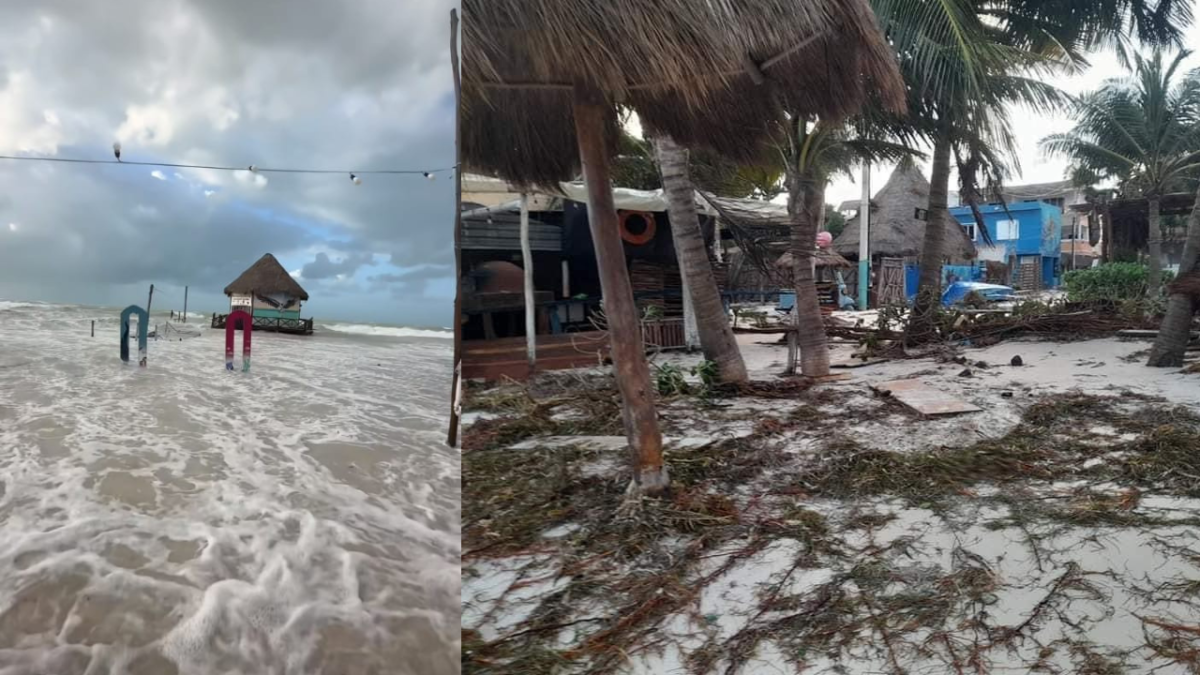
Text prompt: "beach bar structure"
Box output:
[[211, 253, 314, 335]]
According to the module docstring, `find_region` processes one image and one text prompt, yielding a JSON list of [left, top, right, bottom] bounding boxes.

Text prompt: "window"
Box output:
[[913, 207, 928, 221], [996, 219, 1019, 240], [962, 222, 977, 241]]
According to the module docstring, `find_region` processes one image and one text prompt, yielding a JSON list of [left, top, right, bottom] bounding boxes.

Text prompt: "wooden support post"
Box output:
[[447, 8, 463, 448], [91, 320, 95, 337], [786, 328, 798, 375], [520, 193, 537, 373], [183, 285, 188, 323], [572, 86, 665, 494], [562, 259, 570, 298], [146, 284, 155, 316]]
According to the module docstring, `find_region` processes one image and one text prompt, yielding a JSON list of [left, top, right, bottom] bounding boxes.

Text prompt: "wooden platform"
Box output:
[[464, 332, 612, 381], [211, 313, 314, 335], [871, 379, 981, 416]]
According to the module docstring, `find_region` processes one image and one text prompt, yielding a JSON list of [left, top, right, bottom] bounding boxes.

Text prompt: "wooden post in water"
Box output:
[[572, 85, 666, 494], [91, 320, 95, 337], [183, 286, 188, 323], [146, 284, 155, 316]]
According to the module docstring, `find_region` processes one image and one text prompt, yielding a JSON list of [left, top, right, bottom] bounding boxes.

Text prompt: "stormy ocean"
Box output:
[[0, 300, 459, 674]]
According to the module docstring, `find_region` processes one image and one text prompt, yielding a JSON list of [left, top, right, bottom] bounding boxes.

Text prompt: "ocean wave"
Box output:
[[0, 300, 40, 311], [321, 323, 452, 339]]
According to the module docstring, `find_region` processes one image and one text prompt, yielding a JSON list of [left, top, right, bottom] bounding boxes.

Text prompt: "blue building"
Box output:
[[949, 201, 1063, 289]]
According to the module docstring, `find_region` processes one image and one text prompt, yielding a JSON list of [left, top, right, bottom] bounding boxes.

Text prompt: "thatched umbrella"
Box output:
[[462, 0, 904, 495]]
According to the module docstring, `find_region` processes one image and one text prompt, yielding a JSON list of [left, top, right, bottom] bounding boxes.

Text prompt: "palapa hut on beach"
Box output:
[[211, 253, 314, 335], [832, 159, 976, 304], [460, 0, 905, 492]]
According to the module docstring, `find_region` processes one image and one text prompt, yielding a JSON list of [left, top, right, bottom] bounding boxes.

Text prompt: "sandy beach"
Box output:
[[464, 330, 1200, 674]]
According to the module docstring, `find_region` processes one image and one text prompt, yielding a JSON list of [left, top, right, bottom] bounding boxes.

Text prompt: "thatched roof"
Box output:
[[224, 254, 310, 300], [832, 160, 976, 261], [463, 0, 905, 186], [777, 249, 854, 269]]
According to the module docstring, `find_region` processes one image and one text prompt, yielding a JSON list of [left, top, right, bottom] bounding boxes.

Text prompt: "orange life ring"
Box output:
[[619, 210, 656, 245]]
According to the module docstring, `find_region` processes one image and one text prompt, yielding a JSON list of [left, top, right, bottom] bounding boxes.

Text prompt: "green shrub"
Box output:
[[1063, 263, 1174, 302]]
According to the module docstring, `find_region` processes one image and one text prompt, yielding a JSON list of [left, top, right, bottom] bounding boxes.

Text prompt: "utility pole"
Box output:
[[858, 162, 870, 310]]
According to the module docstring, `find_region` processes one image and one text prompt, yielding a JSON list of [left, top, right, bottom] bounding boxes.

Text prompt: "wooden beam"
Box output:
[[520, 193, 537, 374], [742, 54, 766, 85], [572, 86, 666, 494], [447, 8, 463, 448]]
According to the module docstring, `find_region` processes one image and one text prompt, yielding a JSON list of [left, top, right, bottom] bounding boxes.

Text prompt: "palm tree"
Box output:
[[1042, 50, 1200, 301], [652, 134, 749, 383], [876, 0, 1190, 345], [777, 118, 916, 375], [1150, 182, 1200, 366]]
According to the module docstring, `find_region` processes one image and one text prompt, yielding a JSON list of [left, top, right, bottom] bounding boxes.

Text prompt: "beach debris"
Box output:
[[831, 357, 888, 369], [1011, 355, 1024, 366], [1001, 391, 1014, 398], [974, 360, 989, 369], [958, 368, 973, 377], [871, 379, 982, 416]]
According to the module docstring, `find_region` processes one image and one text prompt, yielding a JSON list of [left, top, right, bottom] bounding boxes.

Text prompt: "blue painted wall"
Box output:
[[949, 202, 1063, 286]]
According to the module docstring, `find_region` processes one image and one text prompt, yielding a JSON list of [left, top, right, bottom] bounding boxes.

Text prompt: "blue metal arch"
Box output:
[[120, 305, 149, 366]]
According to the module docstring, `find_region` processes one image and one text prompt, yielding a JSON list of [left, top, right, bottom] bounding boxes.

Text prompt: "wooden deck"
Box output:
[[211, 313, 314, 335], [464, 318, 690, 381], [464, 332, 611, 381]]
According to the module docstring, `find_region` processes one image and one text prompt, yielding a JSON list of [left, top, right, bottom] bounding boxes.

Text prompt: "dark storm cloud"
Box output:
[[0, 0, 457, 324], [369, 263, 453, 294], [301, 252, 375, 280]]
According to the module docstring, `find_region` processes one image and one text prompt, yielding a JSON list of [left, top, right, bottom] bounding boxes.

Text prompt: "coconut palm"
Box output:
[[652, 135, 749, 383], [1151, 182, 1200, 366], [777, 119, 918, 375], [462, 0, 905, 497], [613, 127, 785, 382], [876, 0, 1190, 345], [1042, 50, 1200, 303]]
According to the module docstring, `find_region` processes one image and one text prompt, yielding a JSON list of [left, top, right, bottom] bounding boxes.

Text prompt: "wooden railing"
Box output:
[[212, 313, 314, 335]]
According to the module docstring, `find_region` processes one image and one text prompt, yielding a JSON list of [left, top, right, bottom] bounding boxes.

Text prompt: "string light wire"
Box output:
[[0, 154, 456, 176]]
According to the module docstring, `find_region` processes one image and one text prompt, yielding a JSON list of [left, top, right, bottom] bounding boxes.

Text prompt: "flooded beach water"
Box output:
[[0, 301, 459, 674]]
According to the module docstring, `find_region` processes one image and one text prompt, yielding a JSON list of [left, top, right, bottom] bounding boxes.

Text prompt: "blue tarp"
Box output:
[[942, 281, 1014, 307], [776, 291, 796, 312]]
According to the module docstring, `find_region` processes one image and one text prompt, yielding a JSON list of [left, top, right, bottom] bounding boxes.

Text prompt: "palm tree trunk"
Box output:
[[653, 135, 749, 383], [787, 168, 831, 377], [572, 88, 666, 495], [905, 132, 953, 345], [1147, 183, 1200, 367], [1147, 196, 1163, 295]]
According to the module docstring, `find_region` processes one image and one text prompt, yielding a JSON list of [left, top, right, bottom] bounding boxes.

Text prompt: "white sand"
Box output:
[[465, 331, 1200, 674]]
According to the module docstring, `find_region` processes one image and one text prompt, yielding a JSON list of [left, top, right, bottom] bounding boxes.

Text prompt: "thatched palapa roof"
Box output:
[[832, 159, 976, 261], [462, 0, 905, 186], [224, 253, 310, 300], [777, 249, 854, 270]]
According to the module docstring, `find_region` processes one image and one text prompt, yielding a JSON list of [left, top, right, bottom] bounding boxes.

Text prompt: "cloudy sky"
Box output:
[[0, 0, 457, 327], [826, 10, 1200, 208]]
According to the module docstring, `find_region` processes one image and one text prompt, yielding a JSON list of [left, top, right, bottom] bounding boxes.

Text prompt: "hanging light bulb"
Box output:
[[423, 171, 435, 181], [113, 142, 122, 161], [350, 173, 362, 185], [248, 165, 257, 173]]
